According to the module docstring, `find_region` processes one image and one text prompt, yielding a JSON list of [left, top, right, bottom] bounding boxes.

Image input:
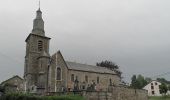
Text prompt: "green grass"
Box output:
[[149, 96, 170, 100], [0, 93, 85, 100]]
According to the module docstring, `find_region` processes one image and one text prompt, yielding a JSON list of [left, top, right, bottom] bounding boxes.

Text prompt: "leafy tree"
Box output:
[[96, 60, 118, 70], [96, 60, 122, 76], [130, 74, 148, 89], [159, 83, 168, 95], [145, 77, 152, 83], [137, 75, 147, 89], [157, 78, 170, 84], [131, 75, 138, 89]]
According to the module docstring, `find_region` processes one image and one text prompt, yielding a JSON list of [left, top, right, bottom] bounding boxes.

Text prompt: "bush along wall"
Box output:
[[0, 93, 85, 100]]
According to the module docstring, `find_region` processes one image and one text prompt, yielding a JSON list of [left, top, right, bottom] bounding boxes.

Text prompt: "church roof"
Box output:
[[66, 61, 117, 75]]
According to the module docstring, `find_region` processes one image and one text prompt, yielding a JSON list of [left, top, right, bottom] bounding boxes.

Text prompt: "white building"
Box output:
[[143, 80, 162, 96]]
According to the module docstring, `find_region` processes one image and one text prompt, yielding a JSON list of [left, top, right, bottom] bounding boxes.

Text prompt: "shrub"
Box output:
[[0, 93, 84, 100]]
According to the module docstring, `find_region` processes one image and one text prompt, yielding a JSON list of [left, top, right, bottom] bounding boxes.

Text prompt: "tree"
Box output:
[[145, 77, 152, 83], [157, 78, 170, 84], [130, 74, 148, 89], [159, 83, 168, 95], [137, 75, 147, 89], [96, 60, 122, 76], [131, 75, 138, 89]]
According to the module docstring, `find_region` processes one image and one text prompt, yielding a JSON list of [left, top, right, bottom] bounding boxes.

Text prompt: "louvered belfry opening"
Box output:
[[38, 40, 43, 51]]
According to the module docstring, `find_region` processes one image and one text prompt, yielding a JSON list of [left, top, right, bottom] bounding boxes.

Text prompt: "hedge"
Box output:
[[0, 93, 85, 100]]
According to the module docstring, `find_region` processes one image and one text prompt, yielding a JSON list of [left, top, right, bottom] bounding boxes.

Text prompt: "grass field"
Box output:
[[0, 93, 85, 100], [149, 96, 170, 100]]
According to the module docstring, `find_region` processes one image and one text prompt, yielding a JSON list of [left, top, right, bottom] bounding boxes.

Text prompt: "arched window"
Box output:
[[38, 40, 43, 51], [97, 77, 99, 84], [109, 78, 112, 85], [56, 67, 61, 80], [71, 74, 74, 82], [85, 75, 88, 82]]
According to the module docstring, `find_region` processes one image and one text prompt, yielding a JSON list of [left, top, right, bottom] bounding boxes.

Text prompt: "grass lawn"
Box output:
[[0, 93, 85, 100], [149, 96, 170, 100]]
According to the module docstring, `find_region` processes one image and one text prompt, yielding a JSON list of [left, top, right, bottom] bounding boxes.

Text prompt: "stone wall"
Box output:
[[67, 70, 120, 91], [82, 87, 148, 100], [83, 91, 112, 100], [112, 87, 148, 100]]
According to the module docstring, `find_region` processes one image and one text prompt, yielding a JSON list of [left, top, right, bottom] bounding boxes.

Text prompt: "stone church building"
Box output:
[[24, 8, 121, 94]]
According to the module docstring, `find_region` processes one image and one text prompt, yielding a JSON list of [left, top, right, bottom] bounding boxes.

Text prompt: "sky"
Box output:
[[0, 0, 170, 83]]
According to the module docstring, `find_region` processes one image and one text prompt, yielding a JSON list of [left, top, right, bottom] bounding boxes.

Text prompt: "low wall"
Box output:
[[83, 91, 112, 100], [82, 87, 148, 100], [112, 87, 148, 100]]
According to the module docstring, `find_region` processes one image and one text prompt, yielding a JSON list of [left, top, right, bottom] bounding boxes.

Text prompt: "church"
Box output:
[[24, 7, 121, 94]]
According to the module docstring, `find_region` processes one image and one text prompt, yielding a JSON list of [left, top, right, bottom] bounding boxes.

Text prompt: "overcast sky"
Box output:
[[0, 0, 170, 83]]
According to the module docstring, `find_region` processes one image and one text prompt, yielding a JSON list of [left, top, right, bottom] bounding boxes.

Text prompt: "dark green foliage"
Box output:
[[145, 77, 152, 83], [130, 74, 148, 89], [96, 60, 122, 76], [131, 75, 138, 89], [159, 83, 168, 95], [149, 95, 170, 100], [157, 78, 170, 84], [0, 93, 84, 100], [168, 85, 170, 91]]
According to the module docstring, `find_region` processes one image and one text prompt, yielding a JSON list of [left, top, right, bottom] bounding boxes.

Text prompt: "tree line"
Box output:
[[130, 74, 170, 95]]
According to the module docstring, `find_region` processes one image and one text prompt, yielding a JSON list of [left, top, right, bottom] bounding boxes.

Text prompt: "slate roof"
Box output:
[[0, 75, 23, 85], [66, 61, 117, 75]]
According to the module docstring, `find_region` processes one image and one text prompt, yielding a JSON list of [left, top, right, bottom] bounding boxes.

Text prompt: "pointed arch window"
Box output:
[[38, 40, 43, 51], [71, 74, 74, 82], [85, 75, 88, 83], [56, 67, 61, 80], [97, 76, 99, 84]]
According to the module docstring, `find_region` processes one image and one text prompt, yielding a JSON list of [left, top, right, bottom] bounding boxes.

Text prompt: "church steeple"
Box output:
[[32, 4, 45, 36], [24, 3, 51, 93]]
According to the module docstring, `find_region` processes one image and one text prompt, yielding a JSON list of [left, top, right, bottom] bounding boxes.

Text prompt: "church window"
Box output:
[[56, 67, 61, 80], [38, 40, 43, 51], [76, 76, 78, 80], [110, 78, 112, 85], [71, 74, 74, 82], [85, 75, 88, 82], [97, 77, 99, 84], [82, 85, 85, 90]]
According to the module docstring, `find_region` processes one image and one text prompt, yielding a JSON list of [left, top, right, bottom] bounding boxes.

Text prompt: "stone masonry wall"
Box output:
[[112, 87, 148, 100], [67, 70, 120, 91], [83, 87, 148, 100]]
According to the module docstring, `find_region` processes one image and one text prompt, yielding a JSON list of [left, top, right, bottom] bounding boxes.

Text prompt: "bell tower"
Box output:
[[24, 6, 51, 94]]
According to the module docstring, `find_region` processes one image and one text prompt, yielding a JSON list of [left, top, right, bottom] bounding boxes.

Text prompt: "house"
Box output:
[[0, 75, 24, 93], [143, 80, 161, 96]]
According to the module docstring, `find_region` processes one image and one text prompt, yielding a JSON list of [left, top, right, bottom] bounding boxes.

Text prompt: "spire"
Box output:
[[39, 0, 40, 10], [36, 0, 42, 20], [32, 0, 45, 36]]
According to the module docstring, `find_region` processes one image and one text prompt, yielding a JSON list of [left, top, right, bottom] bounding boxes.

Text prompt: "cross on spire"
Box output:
[[39, 0, 41, 10]]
